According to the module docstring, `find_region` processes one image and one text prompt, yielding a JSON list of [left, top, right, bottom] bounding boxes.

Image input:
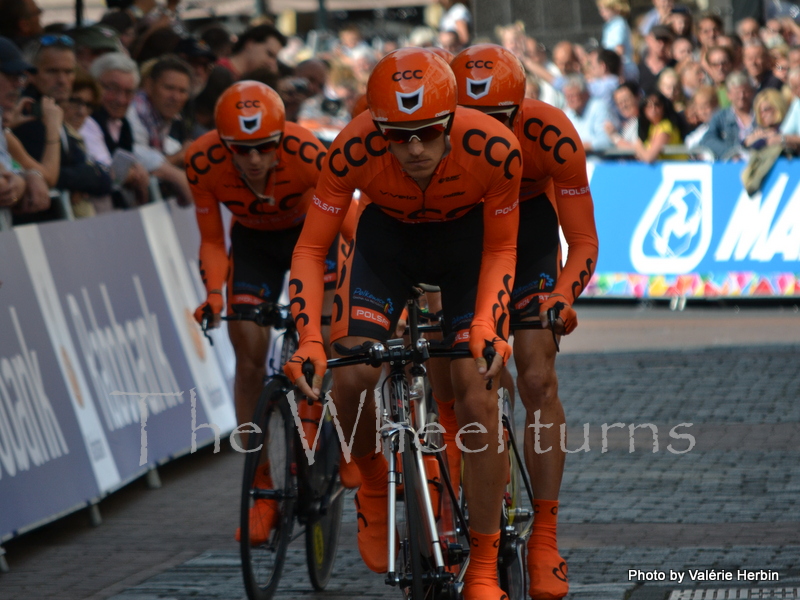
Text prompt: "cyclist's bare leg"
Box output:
[[423, 292, 463, 490], [514, 327, 564, 498], [229, 320, 271, 446], [451, 358, 508, 599], [230, 319, 274, 545], [331, 335, 390, 572], [514, 326, 569, 600]]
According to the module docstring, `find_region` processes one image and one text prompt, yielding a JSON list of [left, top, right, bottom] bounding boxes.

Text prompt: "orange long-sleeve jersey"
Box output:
[[186, 122, 326, 295], [514, 98, 599, 303], [289, 107, 522, 347]]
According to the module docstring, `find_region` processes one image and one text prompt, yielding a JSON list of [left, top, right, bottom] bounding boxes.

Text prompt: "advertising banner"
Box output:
[[168, 203, 236, 387], [34, 212, 215, 484], [586, 159, 800, 298], [139, 204, 235, 437], [0, 230, 100, 539]]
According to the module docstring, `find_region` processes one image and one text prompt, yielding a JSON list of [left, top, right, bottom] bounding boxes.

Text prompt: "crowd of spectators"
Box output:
[[514, 0, 800, 169], [2, 0, 800, 226]]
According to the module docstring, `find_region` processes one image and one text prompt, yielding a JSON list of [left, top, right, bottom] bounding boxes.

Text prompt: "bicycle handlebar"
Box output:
[[329, 339, 470, 370]]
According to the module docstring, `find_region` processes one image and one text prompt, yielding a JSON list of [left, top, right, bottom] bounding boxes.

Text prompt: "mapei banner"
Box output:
[[586, 159, 800, 298]]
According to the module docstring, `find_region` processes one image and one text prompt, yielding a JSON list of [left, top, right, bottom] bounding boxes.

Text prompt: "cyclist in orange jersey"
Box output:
[[285, 48, 521, 599], [187, 81, 332, 544], [451, 44, 599, 600]]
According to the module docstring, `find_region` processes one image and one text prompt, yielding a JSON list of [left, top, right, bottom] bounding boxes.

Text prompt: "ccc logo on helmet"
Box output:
[[465, 60, 493, 69], [392, 70, 423, 81], [236, 100, 262, 108]]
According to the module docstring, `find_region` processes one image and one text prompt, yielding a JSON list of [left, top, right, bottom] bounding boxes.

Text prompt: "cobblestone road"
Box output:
[[2, 307, 798, 600]]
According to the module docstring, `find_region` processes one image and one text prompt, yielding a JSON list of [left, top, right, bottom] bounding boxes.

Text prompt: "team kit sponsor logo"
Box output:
[[353, 288, 394, 314], [351, 306, 390, 330]]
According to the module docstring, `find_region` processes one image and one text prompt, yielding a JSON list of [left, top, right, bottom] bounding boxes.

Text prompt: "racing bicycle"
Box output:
[[202, 304, 343, 600]]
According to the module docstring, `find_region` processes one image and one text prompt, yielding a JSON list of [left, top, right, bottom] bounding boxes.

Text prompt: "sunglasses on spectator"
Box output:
[[378, 115, 451, 144], [227, 136, 282, 155], [39, 34, 75, 48]]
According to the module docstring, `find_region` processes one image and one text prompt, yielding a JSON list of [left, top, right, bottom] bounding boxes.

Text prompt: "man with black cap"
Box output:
[[639, 24, 677, 94], [0, 36, 51, 219]]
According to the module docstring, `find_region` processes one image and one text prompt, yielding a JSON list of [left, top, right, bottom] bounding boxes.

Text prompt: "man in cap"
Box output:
[[639, 24, 677, 94], [71, 24, 123, 73]]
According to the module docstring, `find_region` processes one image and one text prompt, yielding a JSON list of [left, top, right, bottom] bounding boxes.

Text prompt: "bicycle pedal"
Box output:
[[446, 542, 469, 565]]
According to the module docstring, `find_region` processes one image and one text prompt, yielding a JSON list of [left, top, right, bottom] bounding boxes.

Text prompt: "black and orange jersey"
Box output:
[[513, 98, 599, 302], [290, 106, 522, 346], [186, 122, 326, 295]]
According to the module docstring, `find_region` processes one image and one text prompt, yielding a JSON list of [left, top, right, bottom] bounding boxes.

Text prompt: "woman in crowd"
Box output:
[[744, 88, 788, 150], [610, 90, 685, 162], [657, 67, 686, 111], [684, 85, 720, 150]]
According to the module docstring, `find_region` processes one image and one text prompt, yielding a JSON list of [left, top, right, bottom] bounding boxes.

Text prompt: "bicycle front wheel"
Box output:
[[398, 433, 437, 599], [304, 413, 344, 590], [240, 380, 296, 600], [498, 387, 527, 600]]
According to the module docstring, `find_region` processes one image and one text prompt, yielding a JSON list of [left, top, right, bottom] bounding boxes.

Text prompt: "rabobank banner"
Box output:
[[0, 205, 233, 541], [586, 159, 800, 298]]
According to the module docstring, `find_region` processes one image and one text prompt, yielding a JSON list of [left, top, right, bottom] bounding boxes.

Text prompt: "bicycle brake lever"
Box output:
[[302, 361, 315, 404], [200, 311, 214, 346], [482, 343, 496, 390], [546, 307, 561, 353]]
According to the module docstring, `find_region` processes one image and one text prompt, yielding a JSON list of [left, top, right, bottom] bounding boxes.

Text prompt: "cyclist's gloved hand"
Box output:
[[284, 341, 327, 400], [539, 293, 577, 334], [468, 324, 511, 380], [194, 292, 223, 329]]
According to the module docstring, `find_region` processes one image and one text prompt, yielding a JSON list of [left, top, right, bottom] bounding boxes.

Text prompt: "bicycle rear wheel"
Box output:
[[240, 380, 296, 600], [304, 413, 344, 590]]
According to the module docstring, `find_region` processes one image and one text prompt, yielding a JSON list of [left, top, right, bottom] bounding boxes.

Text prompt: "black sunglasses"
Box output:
[[228, 139, 281, 155]]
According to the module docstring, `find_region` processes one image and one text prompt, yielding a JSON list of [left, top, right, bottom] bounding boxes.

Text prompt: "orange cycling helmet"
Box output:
[[215, 80, 285, 143], [451, 44, 525, 115], [351, 92, 369, 118], [367, 47, 457, 123], [427, 47, 454, 64]]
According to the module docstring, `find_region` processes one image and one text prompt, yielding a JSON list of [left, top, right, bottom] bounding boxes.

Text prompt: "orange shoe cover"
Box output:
[[339, 453, 362, 489], [528, 500, 568, 600], [354, 487, 389, 572], [235, 464, 279, 545], [353, 453, 389, 572], [463, 529, 508, 600], [435, 396, 462, 495]]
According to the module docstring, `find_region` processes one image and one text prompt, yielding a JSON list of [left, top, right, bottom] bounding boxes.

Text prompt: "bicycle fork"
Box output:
[[384, 425, 447, 584]]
